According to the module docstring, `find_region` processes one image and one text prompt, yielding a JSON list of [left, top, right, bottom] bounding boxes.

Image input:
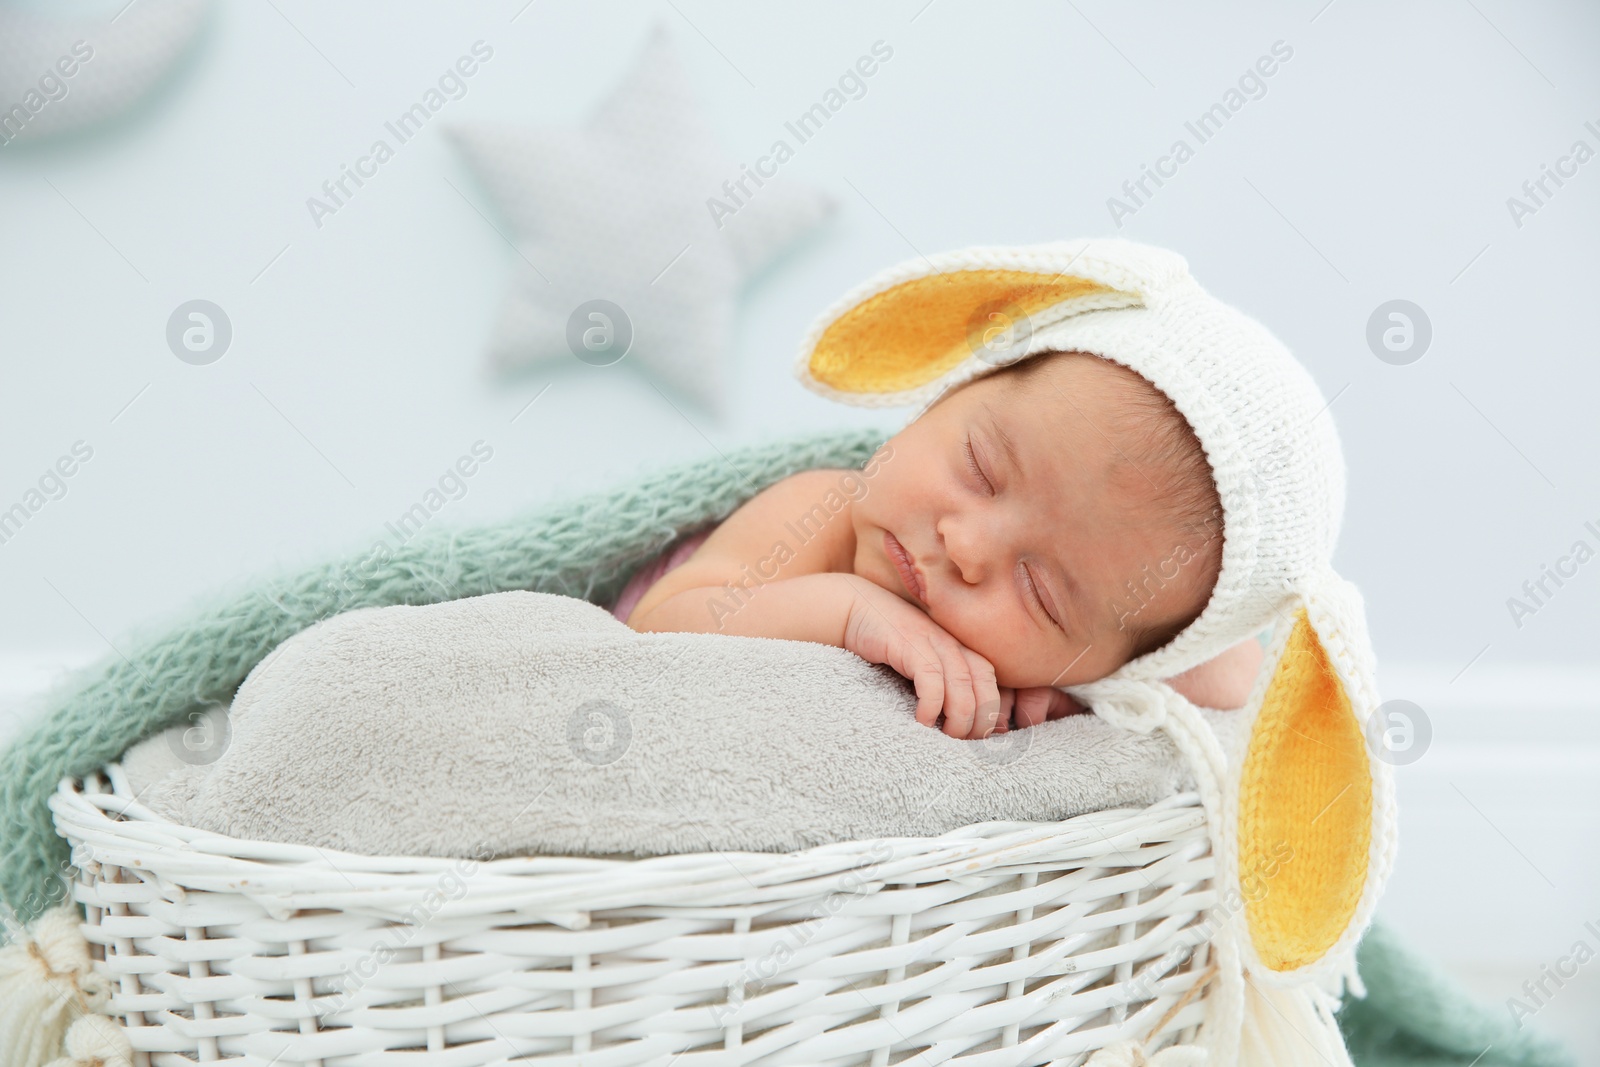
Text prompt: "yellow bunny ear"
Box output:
[[807, 271, 1125, 397], [1235, 600, 1391, 976], [794, 241, 1190, 407]]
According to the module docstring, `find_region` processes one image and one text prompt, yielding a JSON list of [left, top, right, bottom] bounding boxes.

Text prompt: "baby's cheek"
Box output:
[[947, 607, 1111, 688], [939, 605, 1036, 676]]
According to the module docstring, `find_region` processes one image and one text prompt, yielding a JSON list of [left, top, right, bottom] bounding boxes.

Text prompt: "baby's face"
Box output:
[[850, 356, 1219, 689]]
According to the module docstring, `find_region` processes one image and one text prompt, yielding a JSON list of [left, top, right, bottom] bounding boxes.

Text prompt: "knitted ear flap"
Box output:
[[793, 242, 1189, 408], [1231, 575, 1395, 982]]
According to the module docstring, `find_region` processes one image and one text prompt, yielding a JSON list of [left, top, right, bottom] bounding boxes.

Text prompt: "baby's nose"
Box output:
[[941, 530, 987, 586], [939, 507, 1013, 588]]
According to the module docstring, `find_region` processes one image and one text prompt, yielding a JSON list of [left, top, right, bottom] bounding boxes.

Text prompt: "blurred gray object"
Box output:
[[0, 0, 207, 144]]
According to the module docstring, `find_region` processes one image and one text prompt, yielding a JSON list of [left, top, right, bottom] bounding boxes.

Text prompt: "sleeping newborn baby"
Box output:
[[623, 349, 1262, 739]]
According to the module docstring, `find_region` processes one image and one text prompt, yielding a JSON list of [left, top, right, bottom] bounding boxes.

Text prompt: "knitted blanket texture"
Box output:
[[0, 427, 1573, 1066], [0, 428, 885, 928]]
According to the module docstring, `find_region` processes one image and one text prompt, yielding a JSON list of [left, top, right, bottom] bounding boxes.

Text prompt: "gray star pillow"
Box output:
[[445, 23, 836, 413]]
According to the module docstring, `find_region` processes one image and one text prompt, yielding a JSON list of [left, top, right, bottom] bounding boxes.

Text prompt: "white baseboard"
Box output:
[[1370, 661, 1600, 1003]]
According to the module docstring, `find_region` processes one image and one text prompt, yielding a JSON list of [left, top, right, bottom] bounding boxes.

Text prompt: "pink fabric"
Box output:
[[609, 527, 716, 623]]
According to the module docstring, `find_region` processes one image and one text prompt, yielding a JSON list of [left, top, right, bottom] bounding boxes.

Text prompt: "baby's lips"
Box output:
[[883, 530, 926, 605]]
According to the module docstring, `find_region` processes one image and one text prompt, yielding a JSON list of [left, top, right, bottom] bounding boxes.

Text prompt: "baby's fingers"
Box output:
[[965, 651, 1003, 739], [1013, 687, 1054, 730], [930, 634, 978, 737], [906, 645, 947, 728], [1046, 688, 1089, 719], [938, 642, 1000, 740], [994, 687, 1017, 733]]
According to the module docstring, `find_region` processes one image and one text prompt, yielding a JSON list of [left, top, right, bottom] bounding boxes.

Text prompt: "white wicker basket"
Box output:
[[50, 764, 1221, 1067]]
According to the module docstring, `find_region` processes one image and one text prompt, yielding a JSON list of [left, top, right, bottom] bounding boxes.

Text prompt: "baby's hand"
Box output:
[[997, 686, 1087, 731], [839, 576, 1004, 739]]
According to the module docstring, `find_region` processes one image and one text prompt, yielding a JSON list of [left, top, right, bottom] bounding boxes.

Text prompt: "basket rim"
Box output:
[[52, 763, 1211, 920]]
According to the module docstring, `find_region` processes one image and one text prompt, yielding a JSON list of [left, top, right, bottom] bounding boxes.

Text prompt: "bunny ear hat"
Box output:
[[795, 238, 1395, 1064]]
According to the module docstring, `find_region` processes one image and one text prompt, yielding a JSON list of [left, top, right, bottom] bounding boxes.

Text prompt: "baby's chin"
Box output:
[[975, 645, 1103, 691]]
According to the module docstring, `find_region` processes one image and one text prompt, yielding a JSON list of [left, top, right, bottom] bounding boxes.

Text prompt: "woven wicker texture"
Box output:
[[54, 767, 1218, 1067], [0, 429, 886, 936]]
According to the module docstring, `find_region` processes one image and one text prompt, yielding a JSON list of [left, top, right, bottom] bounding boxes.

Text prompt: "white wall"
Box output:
[[2, 0, 1597, 1056]]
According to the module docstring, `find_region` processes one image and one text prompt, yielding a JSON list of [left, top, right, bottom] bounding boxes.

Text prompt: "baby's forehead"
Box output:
[[997, 354, 1190, 443], [995, 353, 1220, 516], [1013, 349, 1165, 400]]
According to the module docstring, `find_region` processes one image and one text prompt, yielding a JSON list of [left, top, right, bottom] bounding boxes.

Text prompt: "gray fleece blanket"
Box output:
[[120, 591, 1234, 858]]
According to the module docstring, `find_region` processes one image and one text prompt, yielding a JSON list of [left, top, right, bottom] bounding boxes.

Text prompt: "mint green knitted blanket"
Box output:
[[0, 428, 886, 929], [0, 427, 1572, 1067]]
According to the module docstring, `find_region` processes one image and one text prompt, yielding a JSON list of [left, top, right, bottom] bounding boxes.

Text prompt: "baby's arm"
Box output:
[[625, 469, 856, 638], [627, 470, 1006, 736]]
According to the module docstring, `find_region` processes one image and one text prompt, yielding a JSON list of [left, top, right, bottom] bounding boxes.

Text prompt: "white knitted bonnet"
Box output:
[[794, 237, 1397, 1062]]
